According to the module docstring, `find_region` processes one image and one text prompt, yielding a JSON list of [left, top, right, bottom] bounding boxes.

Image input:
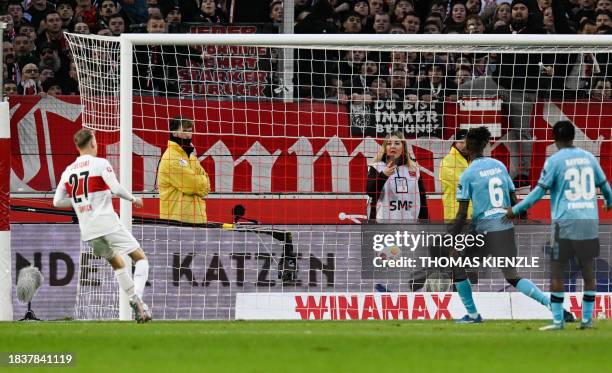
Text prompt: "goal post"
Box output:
[[64, 32, 612, 321], [0, 21, 12, 321]]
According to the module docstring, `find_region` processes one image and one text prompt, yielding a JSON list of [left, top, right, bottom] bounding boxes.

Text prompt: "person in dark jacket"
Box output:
[[457, 0, 555, 188], [294, 0, 339, 99]]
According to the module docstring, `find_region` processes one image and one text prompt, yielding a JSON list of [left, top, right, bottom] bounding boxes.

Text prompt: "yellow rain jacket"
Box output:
[[158, 141, 210, 223], [439, 146, 472, 221]]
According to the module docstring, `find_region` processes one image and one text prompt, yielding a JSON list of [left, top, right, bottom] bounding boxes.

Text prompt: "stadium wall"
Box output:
[[9, 224, 612, 320], [8, 96, 612, 224]]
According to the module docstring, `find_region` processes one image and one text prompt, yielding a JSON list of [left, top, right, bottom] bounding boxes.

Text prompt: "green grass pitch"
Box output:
[[1, 320, 611, 372]]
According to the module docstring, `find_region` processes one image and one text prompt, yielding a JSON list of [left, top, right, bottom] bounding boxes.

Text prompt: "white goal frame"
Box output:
[[109, 33, 612, 320]]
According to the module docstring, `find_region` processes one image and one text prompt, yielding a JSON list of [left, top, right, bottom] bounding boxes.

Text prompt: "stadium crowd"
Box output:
[[0, 0, 610, 99]]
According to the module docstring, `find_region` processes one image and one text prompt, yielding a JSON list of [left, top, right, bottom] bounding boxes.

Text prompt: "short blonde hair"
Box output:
[[73, 128, 94, 149]]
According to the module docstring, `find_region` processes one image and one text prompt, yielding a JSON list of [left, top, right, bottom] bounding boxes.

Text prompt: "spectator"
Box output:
[[390, 67, 418, 101], [338, 49, 365, 84], [597, 0, 612, 12], [108, 13, 126, 35], [7, 1, 25, 30], [543, 6, 555, 33], [158, 117, 210, 224], [342, 11, 363, 33], [354, 0, 370, 20], [429, 0, 448, 20], [133, 15, 191, 95], [18, 63, 42, 95], [573, 0, 597, 24], [37, 42, 69, 81], [57, 0, 77, 31], [466, 0, 482, 15], [598, 23, 612, 32], [459, 0, 554, 187], [269, 1, 283, 23], [3, 80, 18, 95], [0, 15, 15, 41], [98, 0, 119, 26], [455, 65, 473, 85], [326, 77, 350, 104], [63, 61, 80, 95], [366, 131, 428, 222], [439, 129, 472, 222], [370, 76, 392, 101], [13, 33, 37, 68], [446, 1, 468, 31], [36, 11, 68, 53], [537, 0, 551, 11], [25, 0, 55, 32], [40, 67, 55, 84], [118, 0, 148, 24], [425, 11, 444, 28], [386, 50, 407, 73], [74, 22, 91, 34], [3, 41, 21, 85], [402, 11, 420, 33], [195, 0, 229, 23], [17, 23, 37, 45], [369, 0, 385, 15], [465, 14, 485, 33], [295, 0, 338, 98], [42, 77, 63, 96], [164, 4, 182, 24], [423, 20, 442, 33], [490, 2, 512, 30], [418, 64, 458, 102], [591, 76, 612, 100], [392, 0, 414, 22], [596, 10, 612, 28], [75, 0, 99, 30], [349, 59, 378, 97], [147, 5, 163, 19], [373, 12, 391, 33]]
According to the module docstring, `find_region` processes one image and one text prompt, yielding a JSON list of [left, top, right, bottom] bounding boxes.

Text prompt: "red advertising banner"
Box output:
[[8, 96, 612, 224]]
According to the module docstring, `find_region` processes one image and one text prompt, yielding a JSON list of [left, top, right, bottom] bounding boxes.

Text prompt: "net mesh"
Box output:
[[64, 33, 612, 320]]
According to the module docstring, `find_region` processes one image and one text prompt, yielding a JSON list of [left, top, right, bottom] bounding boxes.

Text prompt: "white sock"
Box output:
[[133, 259, 149, 299], [114, 267, 136, 299]]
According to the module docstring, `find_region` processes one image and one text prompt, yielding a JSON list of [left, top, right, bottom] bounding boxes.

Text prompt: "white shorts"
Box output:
[[88, 227, 140, 260]]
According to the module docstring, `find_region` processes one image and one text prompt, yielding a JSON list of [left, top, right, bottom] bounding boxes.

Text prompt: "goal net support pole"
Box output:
[[0, 21, 12, 321], [118, 36, 134, 321]]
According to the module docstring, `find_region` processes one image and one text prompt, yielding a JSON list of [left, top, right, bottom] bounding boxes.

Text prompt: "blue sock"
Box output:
[[516, 279, 550, 308], [456, 279, 478, 317], [582, 291, 597, 322], [551, 292, 564, 325]]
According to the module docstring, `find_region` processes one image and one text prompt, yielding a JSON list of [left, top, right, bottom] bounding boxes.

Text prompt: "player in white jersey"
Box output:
[[53, 129, 151, 323]]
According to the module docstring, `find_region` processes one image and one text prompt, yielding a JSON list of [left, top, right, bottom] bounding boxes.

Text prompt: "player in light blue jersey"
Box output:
[[449, 127, 557, 323], [507, 121, 612, 330]]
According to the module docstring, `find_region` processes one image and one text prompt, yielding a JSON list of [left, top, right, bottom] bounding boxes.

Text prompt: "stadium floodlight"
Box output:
[[62, 32, 612, 321]]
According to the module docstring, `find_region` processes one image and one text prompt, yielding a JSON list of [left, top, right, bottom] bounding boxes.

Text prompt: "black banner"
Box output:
[[350, 99, 444, 138]]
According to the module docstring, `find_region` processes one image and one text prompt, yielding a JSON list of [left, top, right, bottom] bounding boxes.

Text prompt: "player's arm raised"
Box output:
[[101, 160, 143, 207]]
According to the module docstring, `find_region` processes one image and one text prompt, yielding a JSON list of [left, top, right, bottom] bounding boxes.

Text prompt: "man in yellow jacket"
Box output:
[[439, 129, 472, 222], [158, 117, 210, 223]]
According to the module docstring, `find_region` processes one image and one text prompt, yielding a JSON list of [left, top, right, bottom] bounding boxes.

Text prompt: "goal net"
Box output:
[[65, 33, 612, 321]]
